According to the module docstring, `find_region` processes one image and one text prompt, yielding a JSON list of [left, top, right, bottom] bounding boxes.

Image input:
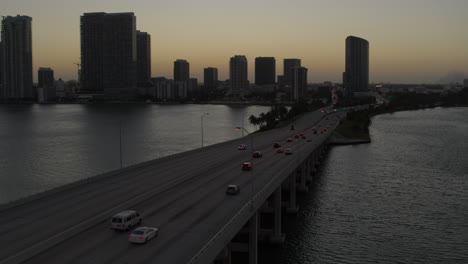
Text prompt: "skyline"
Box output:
[[1, 0, 468, 84]]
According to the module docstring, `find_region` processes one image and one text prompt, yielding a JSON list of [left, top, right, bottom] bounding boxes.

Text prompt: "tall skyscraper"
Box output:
[[291, 66, 308, 101], [136, 31, 151, 86], [283, 59, 301, 83], [38, 68, 54, 88], [343, 36, 369, 96], [1, 15, 33, 100], [204, 67, 218, 89], [255, 57, 276, 85], [230, 55, 248, 97], [174, 59, 190, 82], [80, 12, 137, 94]]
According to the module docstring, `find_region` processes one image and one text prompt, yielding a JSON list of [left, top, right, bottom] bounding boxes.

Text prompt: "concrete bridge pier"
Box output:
[[286, 173, 298, 214], [306, 156, 313, 182], [298, 163, 308, 192], [249, 212, 258, 264], [270, 186, 285, 244]]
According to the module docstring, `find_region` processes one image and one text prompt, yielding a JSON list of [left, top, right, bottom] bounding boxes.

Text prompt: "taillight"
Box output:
[[139, 237, 144, 239], [128, 236, 133, 238]]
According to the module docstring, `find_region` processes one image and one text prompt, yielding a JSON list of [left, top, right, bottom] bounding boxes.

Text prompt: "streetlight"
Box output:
[[235, 126, 255, 210], [201, 113, 209, 148]]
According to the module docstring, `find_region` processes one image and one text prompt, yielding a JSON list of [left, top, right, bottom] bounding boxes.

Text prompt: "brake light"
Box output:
[[128, 236, 133, 238], [139, 237, 144, 239]]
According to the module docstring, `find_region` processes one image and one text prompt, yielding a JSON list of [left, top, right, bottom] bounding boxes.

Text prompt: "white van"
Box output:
[[110, 210, 142, 230]]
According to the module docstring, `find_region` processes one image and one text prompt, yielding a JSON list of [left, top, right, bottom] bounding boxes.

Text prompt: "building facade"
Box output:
[[80, 12, 137, 95], [174, 59, 190, 82], [283, 59, 301, 83], [136, 31, 151, 87], [343, 36, 369, 96], [1, 15, 33, 100], [255, 57, 276, 85], [229, 55, 248, 98], [204, 67, 218, 89], [291, 66, 308, 101]]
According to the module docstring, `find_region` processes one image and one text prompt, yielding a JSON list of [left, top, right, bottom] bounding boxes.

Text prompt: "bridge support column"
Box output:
[[287, 173, 298, 214], [306, 157, 313, 182], [298, 163, 308, 192], [270, 187, 285, 244], [249, 211, 258, 264]]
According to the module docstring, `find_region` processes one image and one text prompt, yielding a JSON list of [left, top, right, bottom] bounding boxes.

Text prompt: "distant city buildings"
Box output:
[[291, 66, 308, 101], [255, 57, 276, 85], [136, 31, 151, 87], [204, 67, 218, 89], [0, 15, 33, 100], [80, 12, 137, 96], [174, 59, 190, 82], [343, 36, 369, 97], [229, 55, 249, 98], [38, 67, 55, 102]]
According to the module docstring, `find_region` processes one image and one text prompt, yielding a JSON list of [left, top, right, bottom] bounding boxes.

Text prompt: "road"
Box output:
[[0, 109, 341, 264]]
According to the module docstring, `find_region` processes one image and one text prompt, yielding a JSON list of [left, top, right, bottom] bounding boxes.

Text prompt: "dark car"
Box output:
[[301, 135, 306, 139], [313, 129, 317, 134], [242, 162, 252, 170], [252, 151, 263, 158], [276, 148, 284, 153], [238, 144, 247, 150], [294, 134, 299, 139], [286, 138, 293, 142], [226, 185, 240, 195], [299, 133, 304, 136], [273, 142, 281, 148], [285, 148, 292, 155]]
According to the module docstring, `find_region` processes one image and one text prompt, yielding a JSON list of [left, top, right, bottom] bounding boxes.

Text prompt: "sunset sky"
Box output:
[[2, 0, 467, 84]]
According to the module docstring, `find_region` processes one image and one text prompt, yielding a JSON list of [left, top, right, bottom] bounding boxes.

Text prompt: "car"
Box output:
[[285, 148, 292, 155], [313, 129, 317, 134], [242, 162, 252, 170], [128, 227, 158, 244], [226, 185, 240, 195], [307, 139, 312, 142], [294, 134, 299, 139], [301, 136, 306, 139], [273, 142, 281, 148], [276, 148, 284, 153], [238, 144, 247, 150], [252, 151, 263, 158], [299, 133, 304, 136], [286, 138, 293, 142], [110, 210, 142, 230]]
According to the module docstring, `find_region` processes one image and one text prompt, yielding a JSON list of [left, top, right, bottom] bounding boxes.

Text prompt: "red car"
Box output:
[[238, 144, 247, 150], [273, 142, 281, 148], [242, 162, 252, 170], [286, 138, 293, 142], [252, 151, 263, 158], [276, 148, 284, 153], [299, 133, 304, 136], [294, 134, 299, 139]]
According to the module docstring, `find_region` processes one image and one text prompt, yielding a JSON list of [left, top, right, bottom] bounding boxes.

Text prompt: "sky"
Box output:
[[1, 0, 468, 84]]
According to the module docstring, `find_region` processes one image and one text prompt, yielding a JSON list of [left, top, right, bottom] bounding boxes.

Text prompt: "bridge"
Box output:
[[0, 109, 342, 264]]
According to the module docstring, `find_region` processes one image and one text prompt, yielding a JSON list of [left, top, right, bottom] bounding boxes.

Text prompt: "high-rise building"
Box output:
[[136, 31, 151, 86], [174, 59, 190, 82], [343, 36, 369, 96], [38, 67, 54, 88], [1, 15, 33, 100], [255, 57, 276, 85], [291, 66, 308, 101], [229, 55, 248, 97], [80, 12, 137, 94], [283, 59, 301, 83], [204, 67, 218, 89]]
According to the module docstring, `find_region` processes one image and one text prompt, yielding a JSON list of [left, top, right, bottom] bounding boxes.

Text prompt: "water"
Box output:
[[274, 107, 468, 263], [0, 104, 270, 204]]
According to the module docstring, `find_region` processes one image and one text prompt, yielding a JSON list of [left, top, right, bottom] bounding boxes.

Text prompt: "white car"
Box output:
[[128, 227, 159, 244]]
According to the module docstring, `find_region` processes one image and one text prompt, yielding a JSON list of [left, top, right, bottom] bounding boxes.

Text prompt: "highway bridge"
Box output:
[[0, 109, 342, 264]]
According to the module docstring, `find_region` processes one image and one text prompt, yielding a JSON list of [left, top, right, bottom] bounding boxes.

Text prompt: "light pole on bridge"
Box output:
[[201, 113, 209, 148]]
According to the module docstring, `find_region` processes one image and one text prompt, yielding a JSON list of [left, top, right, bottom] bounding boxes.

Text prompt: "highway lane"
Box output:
[[1, 109, 338, 263]]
